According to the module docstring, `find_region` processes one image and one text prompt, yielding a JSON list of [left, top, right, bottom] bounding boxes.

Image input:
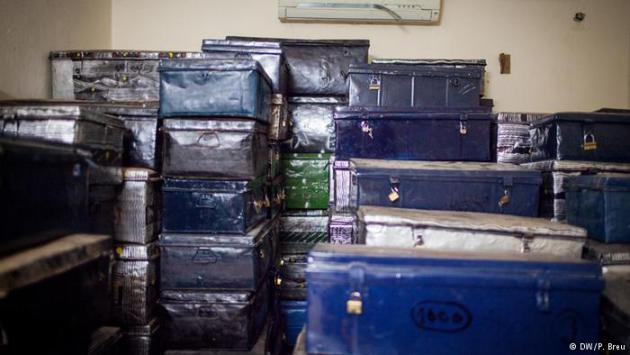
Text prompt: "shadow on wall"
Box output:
[[0, 90, 14, 100]]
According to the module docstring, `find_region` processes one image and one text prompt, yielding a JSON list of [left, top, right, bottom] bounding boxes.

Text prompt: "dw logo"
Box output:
[[411, 301, 472, 333]]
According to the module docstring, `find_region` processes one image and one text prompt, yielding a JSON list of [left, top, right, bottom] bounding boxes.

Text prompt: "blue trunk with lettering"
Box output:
[[306, 244, 604, 355], [162, 177, 268, 234]]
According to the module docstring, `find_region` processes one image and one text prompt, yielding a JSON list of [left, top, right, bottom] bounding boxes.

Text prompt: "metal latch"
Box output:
[[536, 279, 551, 312], [459, 114, 468, 135], [346, 265, 365, 315]]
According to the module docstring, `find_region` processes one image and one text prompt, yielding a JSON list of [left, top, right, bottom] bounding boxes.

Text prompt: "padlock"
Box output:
[[346, 291, 363, 315], [583, 133, 597, 151], [369, 76, 381, 91], [498, 189, 511, 207]]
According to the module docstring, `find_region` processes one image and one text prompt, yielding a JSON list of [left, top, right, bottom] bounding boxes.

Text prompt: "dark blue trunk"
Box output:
[[349, 59, 486, 109], [335, 107, 493, 161], [350, 159, 542, 217], [162, 177, 267, 234], [530, 112, 630, 163], [566, 174, 630, 244]]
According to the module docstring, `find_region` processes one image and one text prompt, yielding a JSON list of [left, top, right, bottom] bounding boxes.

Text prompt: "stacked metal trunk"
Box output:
[[47, 50, 188, 354], [218, 38, 370, 353], [156, 50, 283, 353]]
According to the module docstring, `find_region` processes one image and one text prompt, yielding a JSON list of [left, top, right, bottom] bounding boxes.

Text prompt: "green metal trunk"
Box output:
[[282, 153, 330, 210]]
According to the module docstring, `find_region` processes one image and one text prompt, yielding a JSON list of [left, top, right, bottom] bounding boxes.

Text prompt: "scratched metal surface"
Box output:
[[162, 177, 267, 235], [348, 59, 485, 109], [282, 153, 331, 210], [114, 168, 160, 244], [282, 96, 345, 153], [50, 50, 207, 102], [159, 219, 274, 291], [162, 118, 268, 180], [158, 59, 272, 122], [306, 243, 603, 355], [0, 102, 125, 166], [226, 37, 369, 96], [160, 280, 270, 350], [111, 242, 159, 325], [201, 39, 287, 94], [269, 94, 289, 141]]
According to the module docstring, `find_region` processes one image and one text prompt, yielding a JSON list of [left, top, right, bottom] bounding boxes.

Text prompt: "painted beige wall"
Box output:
[[112, 0, 630, 112], [0, 0, 112, 99]]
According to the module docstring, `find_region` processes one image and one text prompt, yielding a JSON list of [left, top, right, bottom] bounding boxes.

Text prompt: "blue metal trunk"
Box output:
[[530, 112, 630, 163], [335, 107, 493, 161], [162, 177, 267, 234], [565, 174, 630, 243], [350, 159, 542, 217], [159, 59, 272, 121], [306, 244, 603, 355], [279, 300, 307, 347]]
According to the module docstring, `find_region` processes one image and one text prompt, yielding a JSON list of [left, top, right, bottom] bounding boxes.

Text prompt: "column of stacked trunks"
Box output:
[[0, 103, 123, 353], [49, 50, 217, 354], [157, 55, 279, 352], [220, 36, 370, 352], [521, 108, 630, 347]]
